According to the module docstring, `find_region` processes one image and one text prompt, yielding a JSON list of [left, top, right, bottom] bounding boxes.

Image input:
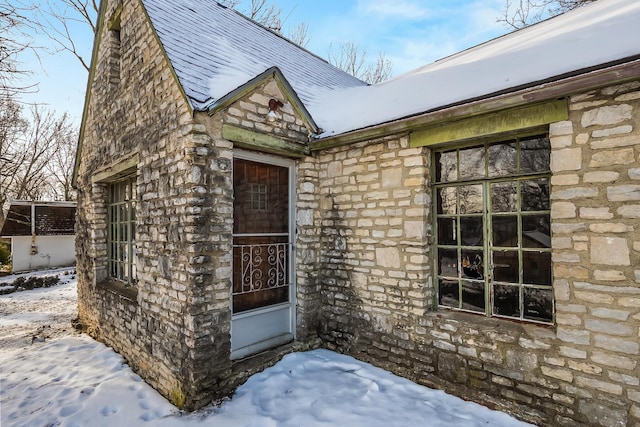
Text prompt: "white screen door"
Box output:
[[231, 152, 296, 359]]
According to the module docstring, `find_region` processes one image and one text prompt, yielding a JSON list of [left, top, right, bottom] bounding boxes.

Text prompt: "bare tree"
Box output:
[[0, 94, 28, 222], [45, 120, 77, 201], [0, 103, 76, 214], [499, 0, 596, 29], [328, 41, 393, 84], [0, 2, 37, 96], [30, 0, 99, 72], [287, 21, 310, 48]]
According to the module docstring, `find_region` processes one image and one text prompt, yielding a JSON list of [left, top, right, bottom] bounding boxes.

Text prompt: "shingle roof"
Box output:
[[141, 0, 640, 139], [141, 0, 366, 111]]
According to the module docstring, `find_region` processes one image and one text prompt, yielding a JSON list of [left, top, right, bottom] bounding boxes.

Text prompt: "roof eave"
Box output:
[[311, 55, 640, 152]]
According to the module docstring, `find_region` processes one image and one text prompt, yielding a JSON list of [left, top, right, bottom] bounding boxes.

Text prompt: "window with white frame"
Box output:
[[434, 135, 553, 324], [108, 176, 137, 285]]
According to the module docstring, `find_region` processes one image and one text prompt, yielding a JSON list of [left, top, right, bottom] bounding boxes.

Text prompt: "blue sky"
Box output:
[[19, 0, 508, 125]]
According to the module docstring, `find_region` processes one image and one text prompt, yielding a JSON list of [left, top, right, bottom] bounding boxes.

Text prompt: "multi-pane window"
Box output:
[[249, 183, 268, 211], [108, 176, 136, 285], [434, 135, 553, 324]]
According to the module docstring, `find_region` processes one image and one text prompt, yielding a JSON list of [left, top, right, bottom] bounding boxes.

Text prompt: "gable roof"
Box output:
[[141, 0, 640, 140], [141, 0, 366, 113], [0, 201, 76, 237], [307, 0, 640, 137]]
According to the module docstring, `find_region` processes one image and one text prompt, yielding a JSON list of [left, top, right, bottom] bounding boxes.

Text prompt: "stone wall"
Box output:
[[76, 0, 234, 409], [76, 0, 639, 420], [308, 81, 640, 426]]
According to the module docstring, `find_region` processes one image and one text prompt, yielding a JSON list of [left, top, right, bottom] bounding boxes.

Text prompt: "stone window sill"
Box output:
[[426, 309, 555, 333], [97, 278, 138, 304]]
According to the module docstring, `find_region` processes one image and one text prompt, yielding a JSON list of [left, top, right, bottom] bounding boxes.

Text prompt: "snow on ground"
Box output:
[[0, 269, 533, 427], [0, 268, 78, 350]]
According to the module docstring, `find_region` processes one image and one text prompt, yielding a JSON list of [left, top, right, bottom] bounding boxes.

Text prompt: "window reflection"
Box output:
[[459, 184, 483, 214], [524, 287, 553, 323], [437, 187, 457, 215], [488, 141, 517, 177], [520, 136, 550, 174], [491, 182, 517, 212], [522, 215, 550, 248], [436, 151, 457, 182], [459, 146, 485, 180], [521, 179, 550, 212]]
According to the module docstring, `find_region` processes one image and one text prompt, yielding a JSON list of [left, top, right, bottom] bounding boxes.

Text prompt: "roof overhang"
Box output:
[[310, 55, 640, 152], [205, 66, 319, 134]]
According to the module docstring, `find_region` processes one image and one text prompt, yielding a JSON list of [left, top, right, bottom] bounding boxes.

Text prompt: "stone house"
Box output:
[[0, 201, 76, 272], [74, 0, 640, 425]]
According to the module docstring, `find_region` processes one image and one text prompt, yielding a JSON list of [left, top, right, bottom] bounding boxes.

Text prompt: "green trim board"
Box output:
[[107, 3, 123, 31], [410, 100, 568, 148], [93, 153, 140, 183], [73, 0, 108, 188], [222, 125, 309, 158]]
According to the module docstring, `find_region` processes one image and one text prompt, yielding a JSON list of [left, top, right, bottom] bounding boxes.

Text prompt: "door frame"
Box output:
[[230, 149, 297, 359]]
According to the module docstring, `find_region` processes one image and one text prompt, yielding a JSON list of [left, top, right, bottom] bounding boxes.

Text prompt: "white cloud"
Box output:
[[357, 0, 430, 20]]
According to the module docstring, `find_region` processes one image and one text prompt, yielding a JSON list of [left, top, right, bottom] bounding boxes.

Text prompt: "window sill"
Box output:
[[97, 278, 138, 304], [426, 308, 554, 333]]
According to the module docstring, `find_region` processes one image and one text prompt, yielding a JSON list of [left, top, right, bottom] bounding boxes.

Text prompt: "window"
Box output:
[[108, 176, 136, 285], [249, 183, 268, 211], [434, 135, 553, 324]]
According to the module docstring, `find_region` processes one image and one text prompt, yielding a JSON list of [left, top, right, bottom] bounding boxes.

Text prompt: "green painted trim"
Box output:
[[73, 0, 108, 188], [410, 100, 568, 148], [107, 3, 122, 31], [222, 125, 309, 158], [92, 152, 140, 183]]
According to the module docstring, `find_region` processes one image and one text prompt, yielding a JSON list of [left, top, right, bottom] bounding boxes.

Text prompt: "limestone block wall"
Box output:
[[311, 81, 640, 426], [312, 135, 432, 348], [221, 79, 311, 141], [76, 0, 233, 409], [547, 80, 640, 426]]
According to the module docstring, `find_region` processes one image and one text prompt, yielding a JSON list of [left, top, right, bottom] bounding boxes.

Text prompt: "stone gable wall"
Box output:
[[221, 79, 311, 142], [76, 0, 233, 409], [309, 81, 640, 426]]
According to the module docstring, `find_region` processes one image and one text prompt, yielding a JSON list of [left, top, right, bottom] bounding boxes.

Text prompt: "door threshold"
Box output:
[[230, 333, 293, 360]]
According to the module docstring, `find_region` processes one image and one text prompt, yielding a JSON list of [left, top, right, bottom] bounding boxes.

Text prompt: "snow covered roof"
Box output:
[[141, 0, 640, 139], [141, 0, 366, 111], [310, 0, 640, 137]]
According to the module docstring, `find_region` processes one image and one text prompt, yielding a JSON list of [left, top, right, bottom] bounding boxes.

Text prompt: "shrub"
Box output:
[[0, 242, 10, 267]]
